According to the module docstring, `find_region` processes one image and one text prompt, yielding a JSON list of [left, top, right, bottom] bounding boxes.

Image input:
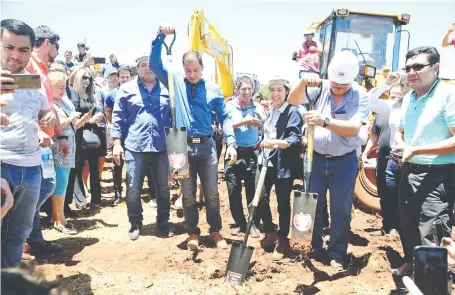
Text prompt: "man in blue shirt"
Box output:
[[150, 24, 238, 251], [225, 76, 262, 238], [64, 50, 74, 70], [104, 66, 131, 206], [288, 51, 369, 269], [111, 53, 172, 240], [392, 46, 455, 276]]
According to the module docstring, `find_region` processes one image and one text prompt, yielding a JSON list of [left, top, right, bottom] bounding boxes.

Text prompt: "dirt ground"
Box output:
[[33, 155, 455, 295]]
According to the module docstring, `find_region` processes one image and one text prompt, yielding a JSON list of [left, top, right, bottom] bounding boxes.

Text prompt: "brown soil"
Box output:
[[33, 155, 455, 295]]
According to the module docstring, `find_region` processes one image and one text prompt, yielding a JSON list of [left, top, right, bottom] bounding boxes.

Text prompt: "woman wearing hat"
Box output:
[[255, 76, 303, 261]]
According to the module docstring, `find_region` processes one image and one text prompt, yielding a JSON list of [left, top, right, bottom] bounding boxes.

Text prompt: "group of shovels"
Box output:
[[161, 32, 323, 284]]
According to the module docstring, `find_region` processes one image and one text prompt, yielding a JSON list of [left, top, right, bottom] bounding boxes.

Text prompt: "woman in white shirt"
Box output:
[[366, 72, 411, 238]]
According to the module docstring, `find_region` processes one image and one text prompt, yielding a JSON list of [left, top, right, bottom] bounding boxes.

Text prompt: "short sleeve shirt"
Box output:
[[399, 79, 455, 165], [0, 80, 50, 166]]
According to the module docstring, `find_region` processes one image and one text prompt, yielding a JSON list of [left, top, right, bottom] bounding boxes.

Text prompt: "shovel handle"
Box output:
[[305, 125, 315, 193], [159, 32, 176, 56], [159, 32, 177, 127]]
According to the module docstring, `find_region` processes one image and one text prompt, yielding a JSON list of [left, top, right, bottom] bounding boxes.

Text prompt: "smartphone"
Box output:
[[93, 57, 106, 64], [90, 105, 97, 115], [6, 74, 41, 90], [413, 246, 449, 295], [433, 220, 445, 246]]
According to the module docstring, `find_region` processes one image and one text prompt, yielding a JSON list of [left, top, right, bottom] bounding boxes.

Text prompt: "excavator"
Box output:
[[188, 10, 234, 98], [188, 10, 261, 98], [307, 8, 412, 213]]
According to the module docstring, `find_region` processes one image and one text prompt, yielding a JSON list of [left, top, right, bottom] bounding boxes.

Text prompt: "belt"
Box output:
[[187, 135, 211, 144], [404, 162, 453, 170], [314, 150, 356, 159]]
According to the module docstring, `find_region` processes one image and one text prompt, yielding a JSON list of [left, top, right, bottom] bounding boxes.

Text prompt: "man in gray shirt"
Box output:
[[0, 19, 55, 267], [288, 51, 369, 269]]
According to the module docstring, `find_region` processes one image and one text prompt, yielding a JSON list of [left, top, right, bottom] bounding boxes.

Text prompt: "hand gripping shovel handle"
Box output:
[[159, 32, 177, 128], [304, 83, 323, 193]]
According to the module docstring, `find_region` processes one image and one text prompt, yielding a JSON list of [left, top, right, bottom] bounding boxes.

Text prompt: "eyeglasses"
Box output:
[[82, 76, 92, 81], [304, 34, 314, 37], [403, 63, 432, 73], [49, 41, 59, 51]]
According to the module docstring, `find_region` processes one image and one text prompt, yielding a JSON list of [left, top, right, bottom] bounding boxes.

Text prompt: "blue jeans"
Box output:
[[181, 137, 221, 235], [383, 158, 402, 231], [27, 172, 56, 243], [1, 163, 42, 268], [309, 151, 358, 259], [125, 150, 170, 227]]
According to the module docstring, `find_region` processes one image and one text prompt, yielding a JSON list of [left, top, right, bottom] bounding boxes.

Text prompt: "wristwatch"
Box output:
[[57, 136, 69, 140], [323, 117, 330, 128]]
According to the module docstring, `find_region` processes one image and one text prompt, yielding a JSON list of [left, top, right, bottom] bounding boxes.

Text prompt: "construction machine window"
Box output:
[[334, 14, 395, 71], [318, 22, 333, 77]]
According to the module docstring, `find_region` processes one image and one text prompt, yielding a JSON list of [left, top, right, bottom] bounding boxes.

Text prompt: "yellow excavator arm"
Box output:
[[188, 10, 234, 97]]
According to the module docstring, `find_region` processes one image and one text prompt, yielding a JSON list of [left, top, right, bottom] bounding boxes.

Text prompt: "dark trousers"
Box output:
[[181, 138, 221, 234], [224, 147, 258, 229], [380, 157, 402, 231], [214, 135, 223, 163], [125, 150, 170, 226], [65, 151, 86, 205], [113, 155, 124, 197], [399, 163, 455, 263], [85, 151, 102, 203], [256, 165, 293, 238]]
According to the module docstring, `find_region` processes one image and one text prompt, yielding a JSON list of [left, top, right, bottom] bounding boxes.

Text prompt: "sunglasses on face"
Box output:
[[403, 63, 432, 73], [82, 76, 92, 81], [304, 34, 314, 37], [49, 41, 59, 51]]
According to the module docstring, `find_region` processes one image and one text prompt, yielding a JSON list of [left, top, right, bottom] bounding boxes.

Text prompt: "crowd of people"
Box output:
[[1, 17, 455, 293]]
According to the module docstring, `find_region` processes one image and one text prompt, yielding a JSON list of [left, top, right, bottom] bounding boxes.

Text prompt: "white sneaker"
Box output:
[[149, 199, 157, 208], [175, 195, 183, 209]]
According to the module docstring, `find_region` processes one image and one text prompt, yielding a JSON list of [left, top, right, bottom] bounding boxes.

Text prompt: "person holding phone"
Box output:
[[0, 19, 57, 267]]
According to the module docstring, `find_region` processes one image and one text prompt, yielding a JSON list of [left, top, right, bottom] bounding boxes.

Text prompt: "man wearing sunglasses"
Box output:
[[288, 51, 369, 270], [297, 28, 322, 78], [24, 25, 70, 258], [392, 46, 455, 277]]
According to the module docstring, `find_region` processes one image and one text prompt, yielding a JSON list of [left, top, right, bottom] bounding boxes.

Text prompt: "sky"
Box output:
[[2, 0, 455, 84]]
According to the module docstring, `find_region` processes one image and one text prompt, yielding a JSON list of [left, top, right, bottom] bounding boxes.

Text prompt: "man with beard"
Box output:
[[0, 19, 54, 267]]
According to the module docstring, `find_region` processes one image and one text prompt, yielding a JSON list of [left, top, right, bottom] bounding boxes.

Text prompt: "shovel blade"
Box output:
[[225, 242, 254, 284], [165, 127, 190, 178], [291, 190, 318, 242]]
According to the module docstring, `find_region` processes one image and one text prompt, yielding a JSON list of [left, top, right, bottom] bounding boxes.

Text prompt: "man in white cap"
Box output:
[[288, 50, 369, 269], [111, 53, 173, 240]]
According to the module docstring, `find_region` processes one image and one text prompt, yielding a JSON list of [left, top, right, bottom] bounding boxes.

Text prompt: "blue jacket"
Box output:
[[262, 104, 303, 179]]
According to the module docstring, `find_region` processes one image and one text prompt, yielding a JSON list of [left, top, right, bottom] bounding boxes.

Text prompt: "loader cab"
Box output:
[[315, 9, 410, 90]]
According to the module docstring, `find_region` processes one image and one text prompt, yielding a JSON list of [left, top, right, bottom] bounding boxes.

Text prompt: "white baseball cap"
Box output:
[[327, 51, 359, 84]]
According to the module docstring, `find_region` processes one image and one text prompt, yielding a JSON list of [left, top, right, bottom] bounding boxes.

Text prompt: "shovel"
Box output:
[[225, 148, 277, 284], [291, 83, 323, 241], [160, 32, 190, 179]]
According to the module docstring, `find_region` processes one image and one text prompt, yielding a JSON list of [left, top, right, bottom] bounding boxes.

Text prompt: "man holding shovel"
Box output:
[[111, 53, 172, 240], [150, 24, 238, 251], [288, 51, 369, 269]]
